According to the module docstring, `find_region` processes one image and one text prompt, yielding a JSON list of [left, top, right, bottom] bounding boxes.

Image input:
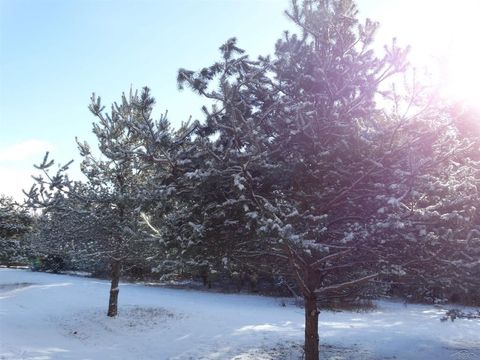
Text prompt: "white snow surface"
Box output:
[[1, 269, 479, 360]]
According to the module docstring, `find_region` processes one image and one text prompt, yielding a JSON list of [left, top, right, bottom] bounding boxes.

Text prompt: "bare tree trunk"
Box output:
[[304, 293, 320, 360], [107, 260, 121, 317]]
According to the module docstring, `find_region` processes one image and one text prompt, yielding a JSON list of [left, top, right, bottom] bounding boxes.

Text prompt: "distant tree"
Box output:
[[29, 190, 106, 273], [0, 195, 32, 265], [177, 1, 479, 358]]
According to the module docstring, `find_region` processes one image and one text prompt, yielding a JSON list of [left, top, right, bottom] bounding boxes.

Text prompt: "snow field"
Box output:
[[0, 269, 479, 360]]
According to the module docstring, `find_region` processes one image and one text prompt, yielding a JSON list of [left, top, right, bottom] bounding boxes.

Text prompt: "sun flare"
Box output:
[[444, 35, 480, 107], [378, 0, 480, 107], [418, 1, 480, 106]]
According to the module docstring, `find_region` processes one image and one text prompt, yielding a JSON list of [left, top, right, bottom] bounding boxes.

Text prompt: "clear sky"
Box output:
[[1, 0, 479, 200]]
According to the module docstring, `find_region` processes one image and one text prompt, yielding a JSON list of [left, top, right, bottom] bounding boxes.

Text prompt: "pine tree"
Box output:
[[177, 1, 479, 358], [29, 189, 109, 273], [387, 102, 480, 304], [0, 195, 32, 265], [26, 88, 182, 316]]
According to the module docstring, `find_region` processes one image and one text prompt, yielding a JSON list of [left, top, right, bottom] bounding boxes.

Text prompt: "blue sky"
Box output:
[[0, 0, 291, 148], [0, 0, 293, 198], [0, 0, 477, 200]]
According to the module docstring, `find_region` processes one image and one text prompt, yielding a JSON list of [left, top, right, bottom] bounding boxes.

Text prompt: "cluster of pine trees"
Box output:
[[2, 1, 479, 359]]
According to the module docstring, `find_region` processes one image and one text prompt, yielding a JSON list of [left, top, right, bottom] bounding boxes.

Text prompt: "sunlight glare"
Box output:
[[428, 1, 480, 106], [378, 0, 480, 107]]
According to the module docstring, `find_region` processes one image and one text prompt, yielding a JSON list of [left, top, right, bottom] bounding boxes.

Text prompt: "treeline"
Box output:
[[2, 1, 480, 359]]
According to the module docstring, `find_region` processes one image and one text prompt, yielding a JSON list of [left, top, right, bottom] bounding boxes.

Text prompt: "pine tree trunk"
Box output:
[[304, 293, 320, 360], [107, 260, 121, 317]]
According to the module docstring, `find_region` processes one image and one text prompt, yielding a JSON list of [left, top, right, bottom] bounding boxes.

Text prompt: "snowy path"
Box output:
[[0, 269, 479, 360]]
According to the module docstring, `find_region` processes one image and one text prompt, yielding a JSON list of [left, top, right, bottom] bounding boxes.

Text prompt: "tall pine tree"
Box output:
[[177, 1, 479, 358]]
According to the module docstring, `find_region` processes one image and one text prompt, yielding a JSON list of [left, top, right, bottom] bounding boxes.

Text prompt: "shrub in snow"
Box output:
[[441, 308, 480, 322]]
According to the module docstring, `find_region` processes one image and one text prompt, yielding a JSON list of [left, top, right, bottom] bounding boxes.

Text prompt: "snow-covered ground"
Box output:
[[0, 269, 479, 360]]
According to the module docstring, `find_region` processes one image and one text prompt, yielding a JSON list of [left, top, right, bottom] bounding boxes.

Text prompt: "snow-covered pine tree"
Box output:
[[386, 101, 480, 305], [0, 195, 32, 265], [26, 88, 182, 317], [168, 138, 277, 287], [175, 37, 288, 289], [177, 1, 479, 359], [28, 188, 109, 273]]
